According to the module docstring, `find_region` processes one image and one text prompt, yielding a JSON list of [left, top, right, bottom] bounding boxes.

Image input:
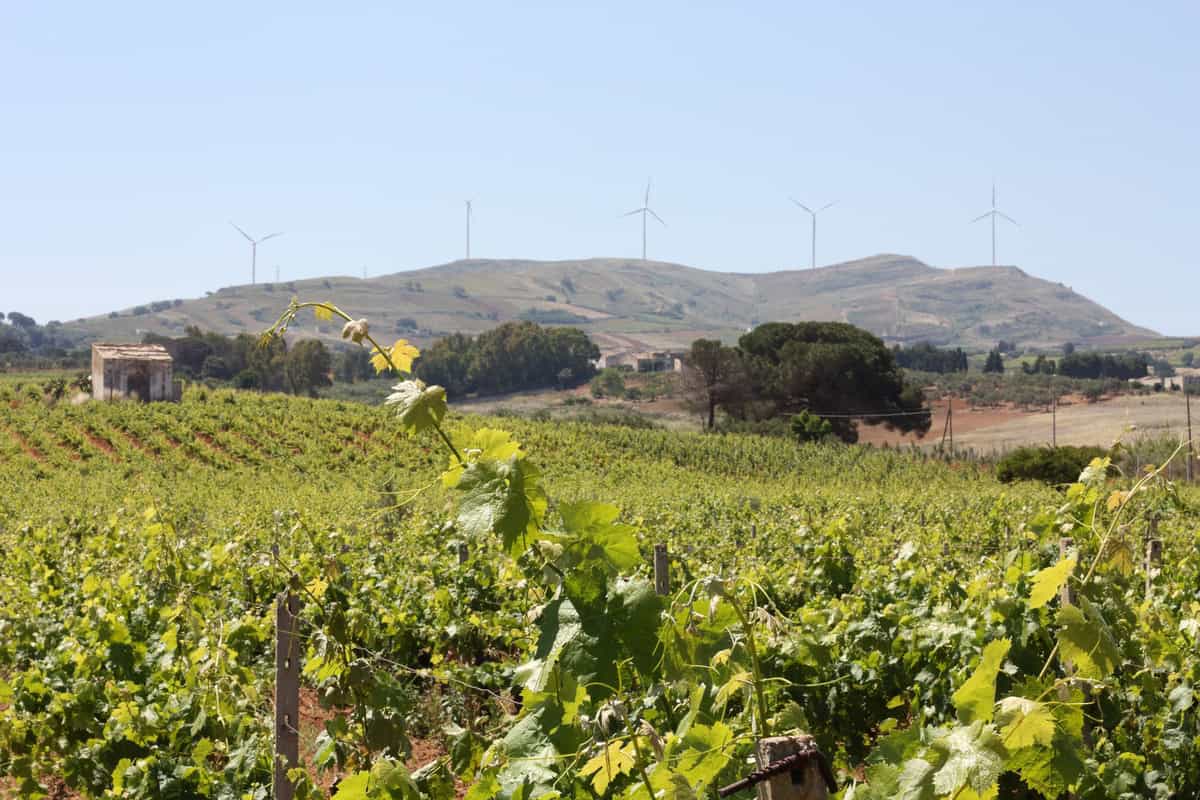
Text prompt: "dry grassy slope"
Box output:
[[63, 254, 1156, 352]]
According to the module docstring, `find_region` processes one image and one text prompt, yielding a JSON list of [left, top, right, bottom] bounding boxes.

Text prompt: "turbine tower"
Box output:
[[465, 200, 472, 259], [229, 223, 283, 285], [970, 184, 1018, 266], [790, 198, 836, 269], [623, 179, 665, 261]]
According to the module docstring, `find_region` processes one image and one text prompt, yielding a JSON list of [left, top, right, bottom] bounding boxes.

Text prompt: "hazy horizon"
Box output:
[[3, 3, 1198, 334]]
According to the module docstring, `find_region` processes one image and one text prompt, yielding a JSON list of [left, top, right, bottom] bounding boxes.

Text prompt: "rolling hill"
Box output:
[[63, 254, 1158, 355]]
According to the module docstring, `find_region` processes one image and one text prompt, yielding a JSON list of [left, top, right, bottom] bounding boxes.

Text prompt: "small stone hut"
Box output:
[[91, 344, 178, 402]]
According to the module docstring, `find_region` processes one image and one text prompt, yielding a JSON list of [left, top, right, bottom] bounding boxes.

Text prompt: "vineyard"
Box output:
[[1, 302, 1198, 800]]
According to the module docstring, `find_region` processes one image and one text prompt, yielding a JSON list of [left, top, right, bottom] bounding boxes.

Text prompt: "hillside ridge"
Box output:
[[63, 254, 1158, 354]]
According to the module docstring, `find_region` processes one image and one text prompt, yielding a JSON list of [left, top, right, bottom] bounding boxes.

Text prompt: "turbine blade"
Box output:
[[623, 208, 645, 217], [790, 198, 813, 214], [647, 208, 666, 226], [229, 221, 254, 242], [819, 201, 837, 212], [259, 232, 284, 242], [970, 211, 993, 223], [645, 179, 651, 205], [996, 211, 1018, 226]]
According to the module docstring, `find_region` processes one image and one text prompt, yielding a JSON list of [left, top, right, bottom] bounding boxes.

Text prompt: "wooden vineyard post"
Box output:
[[1145, 517, 1162, 597], [275, 582, 302, 800], [755, 737, 829, 800], [653, 543, 670, 596], [1058, 537, 1075, 684], [457, 541, 469, 565]]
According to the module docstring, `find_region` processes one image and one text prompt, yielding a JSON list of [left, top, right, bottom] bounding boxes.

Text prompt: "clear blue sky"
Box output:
[[3, 3, 1197, 334]]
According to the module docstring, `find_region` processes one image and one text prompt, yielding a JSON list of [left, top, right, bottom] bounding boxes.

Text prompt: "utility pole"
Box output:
[[1052, 393, 1057, 447]]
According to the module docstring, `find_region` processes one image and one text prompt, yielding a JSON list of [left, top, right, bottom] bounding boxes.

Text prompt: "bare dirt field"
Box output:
[[453, 381, 1195, 455], [859, 392, 1194, 454]]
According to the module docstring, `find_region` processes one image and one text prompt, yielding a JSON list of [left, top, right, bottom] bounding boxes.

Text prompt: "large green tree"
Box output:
[[732, 321, 930, 443], [414, 322, 599, 398], [284, 339, 332, 397], [681, 338, 743, 430]]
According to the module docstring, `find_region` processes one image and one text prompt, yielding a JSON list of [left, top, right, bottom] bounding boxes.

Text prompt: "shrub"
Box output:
[[995, 445, 1109, 485], [791, 410, 835, 443], [590, 368, 626, 398]]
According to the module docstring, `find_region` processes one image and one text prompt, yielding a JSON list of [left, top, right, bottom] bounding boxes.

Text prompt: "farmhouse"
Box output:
[[603, 351, 682, 373], [91, 343, 179, 402]]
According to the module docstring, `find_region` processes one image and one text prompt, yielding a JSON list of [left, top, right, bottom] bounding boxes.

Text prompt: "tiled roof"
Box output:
[[92, 343, 173, 362]]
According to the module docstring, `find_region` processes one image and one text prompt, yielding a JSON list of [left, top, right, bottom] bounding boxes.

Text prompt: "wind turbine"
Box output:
[[623, 179, 665, 261], [970, 184, 1018, 266], [790, 198, 836, 269], [229, 223, 282, 285], [465, 200, 472, 259]]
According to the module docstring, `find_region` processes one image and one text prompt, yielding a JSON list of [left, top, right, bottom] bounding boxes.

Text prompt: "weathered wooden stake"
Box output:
[[653, 543, 670, 596], [457, 542, 469, 565], [275, 583, 302, 800], [1058, 537, 1074, 606], [755, 737, 829, 800], [1145, 533, 1162, 597]]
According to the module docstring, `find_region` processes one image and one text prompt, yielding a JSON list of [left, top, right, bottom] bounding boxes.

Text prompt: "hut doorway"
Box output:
[[127, 370, 150, 402]]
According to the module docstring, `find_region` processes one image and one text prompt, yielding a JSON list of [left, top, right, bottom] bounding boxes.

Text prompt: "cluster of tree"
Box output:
[[0, 312, 88, 365], [891, 342, 968, 373], [1057, 351, 1149, 380], [983, 350, 1005, 373], [142, 327, 332, 396], [682, 321, 930, 443], [996, 445, 1110, 485], [414, 321, 599, 397], [1022, 355, 1057, 375]]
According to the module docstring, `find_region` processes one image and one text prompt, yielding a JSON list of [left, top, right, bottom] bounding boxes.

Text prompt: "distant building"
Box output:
[[603, 350, 684, 373], [92, 344, 179, 402]]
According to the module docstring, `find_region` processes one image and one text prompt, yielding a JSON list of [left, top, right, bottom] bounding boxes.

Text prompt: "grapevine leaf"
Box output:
[[558, 502, 640, 574], [443, 429, 523, 487], [658, 772, 698, 800], [1101, 538, 1137, 576], [952, 639, 1011, 723], [313, 304, 334, 321], [1056, 604, 1120, 679], [1168, 683, 1194, 713], [674, 684, 707, 739], [372, 339, 419, 374], [332, 771, 370, 800], [372, 759, 421, 800], [517, 597, 617, 699], [673, 721, 734, 787], [895, 757, 935, 800], [931, 722, 1006, 795], [608, 577, 664, 676], [465, 770, 501, 800], [712, 671, 753, 713], [497, 707, 561, 800], [995, 696, 1056, 749], [1079, 456, 1111, 486], [385, 380, 447, 436], [579, 740, 636, 794], [1005, 731, 1084, 798], [456, 457, 546, 556], [1028, 557, 1075, 609]]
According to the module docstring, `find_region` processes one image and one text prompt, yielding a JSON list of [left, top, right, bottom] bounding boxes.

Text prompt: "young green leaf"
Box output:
[[995, 696, 1056, 749], [1028, 557, 1075, 609], [385, 380, 447, 436], [952, 639, 1011, 723]]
